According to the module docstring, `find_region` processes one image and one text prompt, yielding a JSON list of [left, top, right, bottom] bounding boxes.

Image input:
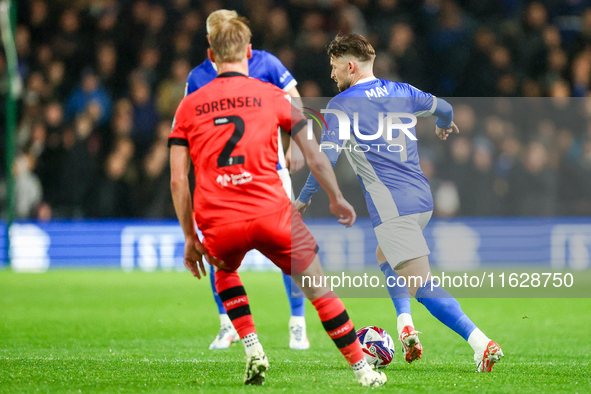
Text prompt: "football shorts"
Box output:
[[374, 210, 433, 269], [201, 204, 317, 275]]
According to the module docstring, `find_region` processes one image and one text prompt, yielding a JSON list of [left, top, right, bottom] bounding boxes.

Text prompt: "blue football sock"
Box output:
[[209, 264, 227, 315], [283, 272, 305, 317], [415, 280, 476, 341], [380, 262, 412, 316]]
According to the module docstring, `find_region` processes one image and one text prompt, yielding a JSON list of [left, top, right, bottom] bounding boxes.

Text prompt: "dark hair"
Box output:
[[326, 33, 376, 62]]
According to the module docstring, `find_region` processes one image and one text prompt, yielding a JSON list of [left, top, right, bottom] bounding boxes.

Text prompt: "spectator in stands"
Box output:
[[46, 60, 69, 101], [52, 8, 86, 79], [156, 58, 190, 119], [15, 25, 32, 77], [14, 152, 43, 218], [27, 0, 54, 50], [463, 141, 502, 216], [387, 23, 427, 88], [86, 137, 137, 218], [138, 120, 175, 218], [96, 41, 125, 100], [4, 0, 591, 220], [263, 8, 293, 52], [129, 75, 159, 157], [57, 114, 100, 217], [507, 141, 557, 216], [64, 68, 112, 126]]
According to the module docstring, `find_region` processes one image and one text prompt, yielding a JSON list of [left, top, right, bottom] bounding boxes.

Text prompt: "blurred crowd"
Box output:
[[1, 0, 591, 219]]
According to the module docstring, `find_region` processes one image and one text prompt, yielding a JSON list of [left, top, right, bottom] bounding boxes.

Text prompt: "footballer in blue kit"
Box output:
[[296, 34, 504, 372], [186, 10, 309, 351], [186, 49, 297, 95]]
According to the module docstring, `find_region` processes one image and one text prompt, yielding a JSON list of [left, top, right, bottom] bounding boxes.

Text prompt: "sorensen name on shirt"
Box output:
[[195, 97, 262, 115]]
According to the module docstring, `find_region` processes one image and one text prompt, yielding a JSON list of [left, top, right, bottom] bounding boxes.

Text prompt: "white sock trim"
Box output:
[[219, 314, 232, 327], [352, 358, 372, 378], [289, 316, 306, 328], [467, 328, 490, 355], [397, 313, 414, 335], [242, 333, 263, 356]]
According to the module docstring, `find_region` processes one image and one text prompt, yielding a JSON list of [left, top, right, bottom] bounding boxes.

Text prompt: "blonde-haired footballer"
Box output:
[[183, 9, 309, 350]]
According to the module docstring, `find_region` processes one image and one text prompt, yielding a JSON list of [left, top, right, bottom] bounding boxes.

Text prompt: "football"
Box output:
[[356, 326, 396, 369]]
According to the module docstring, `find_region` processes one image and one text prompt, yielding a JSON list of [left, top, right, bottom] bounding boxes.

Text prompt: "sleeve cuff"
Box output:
[[168, 138, 189, 147], [282, 79, 298, 92], [290, 119, 307, 137]]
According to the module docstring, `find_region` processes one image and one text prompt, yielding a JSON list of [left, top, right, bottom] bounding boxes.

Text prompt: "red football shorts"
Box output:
[[200, 204, 318, 275]]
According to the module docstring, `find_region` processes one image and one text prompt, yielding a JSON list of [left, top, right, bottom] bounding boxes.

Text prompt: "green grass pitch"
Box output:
[[1, 270, 590, 393]]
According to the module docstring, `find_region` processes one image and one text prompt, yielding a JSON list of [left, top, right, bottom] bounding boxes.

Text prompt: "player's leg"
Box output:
[[382, 211, 503, 372], [375, 219, 425, 363], [277, 129, 309, 349], [281, 272, 309, 349], [208, 263, 239, 349], [376, 245, 422, 362], [291, 256, 385, 386], [395, 256, 503, 371], [204, 225, 269, 385], [214, 269, 268, 384], [256, 205, 385, 386]]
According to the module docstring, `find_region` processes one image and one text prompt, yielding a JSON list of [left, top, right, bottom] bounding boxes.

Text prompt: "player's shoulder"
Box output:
[[251, 49, 276, 62], [374, 79, 411, 94], [385, 80, 432, 97], [246, 76, 286, 96], [187, 60, 216, 87], [189, 59, 215, 77], [331, 86, 362, 103], [250, 49, 285, 71]]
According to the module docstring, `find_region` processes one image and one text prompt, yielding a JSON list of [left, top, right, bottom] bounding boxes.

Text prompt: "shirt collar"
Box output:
[[217, 71, 247, 78], [354, 76, 378, 86]]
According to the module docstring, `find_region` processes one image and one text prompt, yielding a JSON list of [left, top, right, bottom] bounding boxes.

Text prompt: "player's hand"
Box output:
[[288, 142, 305, 173], [330, 196, 356, 227], [435, 121, 459, 141], [183, 235, 218, 279], [295, 198, 311, 214]]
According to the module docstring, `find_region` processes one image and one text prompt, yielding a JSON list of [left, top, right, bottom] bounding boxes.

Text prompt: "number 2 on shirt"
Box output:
[[214, 115, 245, 167]]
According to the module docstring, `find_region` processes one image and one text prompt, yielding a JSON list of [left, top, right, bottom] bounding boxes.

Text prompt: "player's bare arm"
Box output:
[[169, 145, 210, 279], [295, 198, 311, 214], [285, 86, 305, 173], [292, 129, 356, 227]]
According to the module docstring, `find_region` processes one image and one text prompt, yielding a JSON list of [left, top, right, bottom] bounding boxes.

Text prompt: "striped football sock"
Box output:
[[215, 270, 256, 340], [312, 292, 364, 365]]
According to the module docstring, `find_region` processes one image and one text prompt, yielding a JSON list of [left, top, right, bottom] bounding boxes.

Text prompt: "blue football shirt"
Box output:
[[185, 49, 296, 95], [299, 77, 441, 227]]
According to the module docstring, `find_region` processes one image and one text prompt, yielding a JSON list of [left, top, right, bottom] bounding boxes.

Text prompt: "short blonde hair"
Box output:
[[206, 9, 238, 35], [209, 18, 252, 63]]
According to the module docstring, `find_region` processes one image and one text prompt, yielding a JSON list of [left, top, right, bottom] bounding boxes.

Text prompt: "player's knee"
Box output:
[[375, 245, 387, 264]]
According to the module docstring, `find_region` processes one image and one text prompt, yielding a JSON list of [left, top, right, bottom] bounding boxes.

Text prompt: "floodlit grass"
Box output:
[[1, 270, 590, 393]]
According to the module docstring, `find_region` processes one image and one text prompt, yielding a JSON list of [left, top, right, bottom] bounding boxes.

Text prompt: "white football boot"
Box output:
[[244, 348, 269, 385], [209, 324, 240, 349], [475, 340, 504, 372], [357, 368, 387, 387]]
